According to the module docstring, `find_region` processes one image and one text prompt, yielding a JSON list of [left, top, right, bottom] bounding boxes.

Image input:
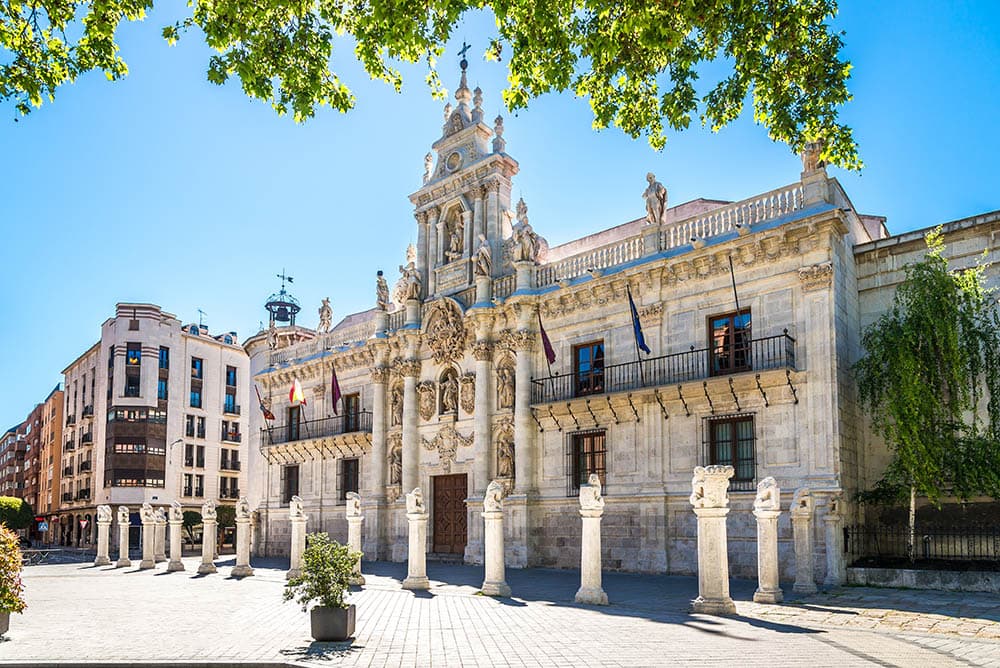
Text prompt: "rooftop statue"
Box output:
[[643, 172, 668, 226]]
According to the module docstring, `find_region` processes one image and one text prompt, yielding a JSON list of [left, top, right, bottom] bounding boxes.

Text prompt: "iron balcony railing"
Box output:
[[81, 432, 93, 445], [223, 404, 241, 416], [61, 492, 72, 502], [64, 440, 75, 451], [66, 415, 76, 425], [82, 405, 94, 417], [264, 411, 373, 446], [531, 333, 796, 405], [62, 466, 74, 477]]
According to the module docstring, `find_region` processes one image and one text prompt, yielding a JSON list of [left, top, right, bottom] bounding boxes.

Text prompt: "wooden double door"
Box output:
[[432, 473, 468, 555]]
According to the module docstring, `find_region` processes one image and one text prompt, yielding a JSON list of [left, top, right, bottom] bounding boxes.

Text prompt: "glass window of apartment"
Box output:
[[229, 449, 240, 471], [159, 346, 169, 369], [196, 445, 205, 468], [222, 420, 240, 443], [225, 366, 237, 387], [224, 390, 238, 415], [709, 309, 751, 376], [573, 341, 605, 397], [344, 393, 360, 432], [220, 449, 230, 470], [184, 443, 194, 467], [194, 474, 204, 497], [706, 415, 755, 489], [157, 378, 168, 400], [191, 357, 203, 379], [339, 458, 359, 500], [197, 417, 205, 438], [282, 464, 300, 504], [183, 473, 193, 496], [126, 343, 141, 366], [185, 414, 195, 437], [569, 430, 607, 493], [190, 387, 202, 409], [124, 343, 141, 397]]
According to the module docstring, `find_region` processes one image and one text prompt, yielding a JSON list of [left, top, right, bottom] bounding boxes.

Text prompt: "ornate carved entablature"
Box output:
[[798, 261, 834, 292], [396, 358, 422, 378], [422, 424, 473, 472], [370, 367, 390, 384], [472, 341, 494, 362]]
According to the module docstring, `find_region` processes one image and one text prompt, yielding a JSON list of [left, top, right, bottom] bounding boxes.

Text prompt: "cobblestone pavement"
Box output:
[[2, 557, 999, 667]]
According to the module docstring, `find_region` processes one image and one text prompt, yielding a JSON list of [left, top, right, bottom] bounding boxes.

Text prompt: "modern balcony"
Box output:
[[62, 466, 74, 477], [223, 404, 241, 416], [221, 431, 242, 444], [76, 489, 91, 500], [263, 411, 373, 446], [219, 489, 241, 500], [80, 432, 93, 445], [531, 333, 796, 405]]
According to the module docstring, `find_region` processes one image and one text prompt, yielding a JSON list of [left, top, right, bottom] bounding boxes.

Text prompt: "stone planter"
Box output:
[[0, 611, 9, 637], [310, 604, 355, 641]]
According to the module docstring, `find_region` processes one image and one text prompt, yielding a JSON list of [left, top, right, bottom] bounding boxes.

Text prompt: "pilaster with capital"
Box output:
[[512, 325, 536, 494], [485, 179, 502, 273], [791, 487, 817, 594], [472, 339, 494, 495], [689, 465, 737, 615], [370, 364, 390, 498], [415, 211, 429, 288], [400, 357, 422, 493]]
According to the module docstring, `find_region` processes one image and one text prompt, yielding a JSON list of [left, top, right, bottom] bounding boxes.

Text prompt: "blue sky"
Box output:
[[1, 1, 998, 425]]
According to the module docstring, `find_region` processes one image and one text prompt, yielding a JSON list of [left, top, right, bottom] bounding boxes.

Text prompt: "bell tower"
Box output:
[[409, 46, 519, 299]]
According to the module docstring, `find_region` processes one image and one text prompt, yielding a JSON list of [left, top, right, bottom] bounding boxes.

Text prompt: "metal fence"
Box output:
[[846, 524, 1000, 564]]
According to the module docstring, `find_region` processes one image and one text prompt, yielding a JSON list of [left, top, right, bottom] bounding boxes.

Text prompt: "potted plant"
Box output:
[[283, 532, 360, 641], [0, 524, 27, 637]]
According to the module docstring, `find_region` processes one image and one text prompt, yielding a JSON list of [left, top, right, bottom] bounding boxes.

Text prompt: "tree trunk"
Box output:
[[908, 486, 917, 563]]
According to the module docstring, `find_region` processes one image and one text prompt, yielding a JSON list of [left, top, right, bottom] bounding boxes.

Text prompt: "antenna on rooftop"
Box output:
[[197, 309, 207, 328]]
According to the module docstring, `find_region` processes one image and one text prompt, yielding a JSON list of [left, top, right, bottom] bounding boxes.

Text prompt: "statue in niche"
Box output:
[[511, 198, 541, 263], [643, 172, 668, 226], [474, 234, 492, 277], [376, 271, 390, 311], [496, 431, 514, 479], [445, 217, 464, 263], [390, 385, 403, 426], [388, 438, 402, 485], [497, 365, 515, 409], [423, 152, 433, 184], [440, 372, 459, 413], [317, 298, 333, 333]]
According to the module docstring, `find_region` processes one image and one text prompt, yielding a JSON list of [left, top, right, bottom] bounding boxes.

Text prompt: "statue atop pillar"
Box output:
[[406, 487, 426, 515], [483, 479, 505, 513], [117, 505, 129, 525], [289, 495, 305, 520], [201, 499, 217, 521], [579, 473, 605, 511], [236, 496, 251, 520], [169, 500, 183, 522], [801, 140, 825, 173], [345, 491, 362, 518], [754, 477, 781, 512], [643, 172, 668, 226], [423, 152, 433, 184], [140, 502, 155, 524], [510, 198, 541, 263], [689, 465, 733, 509], [97, 505, 112, 523], [396, 245, 423, 302]]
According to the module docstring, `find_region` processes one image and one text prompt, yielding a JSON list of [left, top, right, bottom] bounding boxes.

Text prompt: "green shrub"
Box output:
[[283, 532, 359, 611], [0, 525, 26, 614], [0, 497, 33, 531]]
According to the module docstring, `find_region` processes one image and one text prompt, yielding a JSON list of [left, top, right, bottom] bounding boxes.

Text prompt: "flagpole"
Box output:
[[728, 255, 742, 314], [628, 285, 646, 387]]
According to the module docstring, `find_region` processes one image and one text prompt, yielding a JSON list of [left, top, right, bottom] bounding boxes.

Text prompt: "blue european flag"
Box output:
[[627, 285, 652, 355]]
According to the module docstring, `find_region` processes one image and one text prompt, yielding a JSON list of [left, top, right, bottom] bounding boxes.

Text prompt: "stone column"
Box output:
[[472, 341, 493, 494], [481, 481, 510, 596], [167, 502, 185, 572], [232, 498, 254, 577], [401, 488, 430, 590], [823, 493, 846, 587], [401, 358, 421, 494], [153, 508, 167, 563], [415, 212, 428, 287], [427, 207, 440, 294], [94, 505, 112, 566], [752, 477, 783, 604], [116, 506, 131, 568], [473, 186, 486, 261], [689, 465, 736, 615], [791, 487, 817, 594], [346, 492, 365, 585], [287, 495, 307, 579], [139, 503, 156, 570], [370, 366, 389, 496], [198, 500, 218, 574], [512, 328, 535, 494], [575, 474, 608, 605]]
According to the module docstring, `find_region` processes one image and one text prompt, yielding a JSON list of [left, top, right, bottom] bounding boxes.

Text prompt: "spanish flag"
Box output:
[[289, 378, 307, 406]]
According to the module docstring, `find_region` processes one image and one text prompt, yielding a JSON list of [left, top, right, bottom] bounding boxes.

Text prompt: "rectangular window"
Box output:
[[230, 449, 240, 471], [286, 406, 301, 442], [709, 309, 751, 376], [185, 415, 195, 438], [124, 344, 141, 398], [219, 476, 229, 498], [222, 420, 240, 443], [159, 346, 169, 370], [183, 473, 193, 497], [196, 445, 205, 469], [706, 414, 756, 490], [573, 341, 605, 397], [190, 388, 202, 409], [194, 474, 204, 497], [185, 443, 194, 467], [107, 345, 114, 400], [568, 430, 607, 494], [282, 464, 300, 504], [343, 393, 360, 432], [191, 357, 203, 379], [225, 366, 237, 387], [224, 391, 238, 414], [126, 343, 141, 366], [220, 448, 229, 470], [157, 378, 168, 400], [197, 417, 205, 439], [339, 458, 359, 501]]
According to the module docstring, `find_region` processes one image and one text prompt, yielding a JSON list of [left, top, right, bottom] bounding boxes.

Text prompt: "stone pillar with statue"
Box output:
[[823, 493, 846, 587], [139, 503, 156, 570], [791, 487, 817, 594], [400, 357, 421, 494], [198, 500, 218, 575], [95, 505, 112, 566], [752, 477, 783, 604], [115, 506, 131, 568], [287, 495, 307, 579], [167, 501, 185, 572], [153, 507, 167, 563], [345, 492, 365, 586], [480, 481, 511, 597], [689, 465, 737, 615], [232, 497, 254, 578], [575, 474, 608, 605], [402, 488, 430, 590]]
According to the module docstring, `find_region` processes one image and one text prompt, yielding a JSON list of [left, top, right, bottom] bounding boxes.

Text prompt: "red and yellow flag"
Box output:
[[289, 378, 307, 406]]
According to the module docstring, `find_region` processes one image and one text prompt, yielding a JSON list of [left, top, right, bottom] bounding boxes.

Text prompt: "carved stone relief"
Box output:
[[387, 433, 402, 485], [422, 424, 473, 472], [798, 261, 833, 292], [425, 300, 467, 364], [439, 370, 459, 414], [459, 373, 475, 414], [496, 359, 515, 410], [417, 381, 437, 421]]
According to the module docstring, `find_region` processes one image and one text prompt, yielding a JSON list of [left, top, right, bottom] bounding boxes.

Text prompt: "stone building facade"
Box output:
[[245, 63, 999, 585], [58, 303, 249, 546]]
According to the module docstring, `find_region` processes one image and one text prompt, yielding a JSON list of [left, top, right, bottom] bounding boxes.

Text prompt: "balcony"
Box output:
[[219, 488, 240, 500], [64, 439, 75, 451], [63, 466, 74, 477], [223, 404, 241, 416], [66, 415, 76, 425], [531, 333, 796, 405], [221, 431, 242, 444], [220, 461, 242, 472], [81, 432, 93, 445], [79, 461, 91, 473], [264, 411, 373, 446], [61, 492, 72, 502], [76, 489, 91, 500], [82, 405, 94, 418], [183, 486, 193, 497]]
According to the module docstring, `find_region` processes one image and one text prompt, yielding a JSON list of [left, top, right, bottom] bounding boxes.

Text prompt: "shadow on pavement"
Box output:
[[279, 640, 360, 663]]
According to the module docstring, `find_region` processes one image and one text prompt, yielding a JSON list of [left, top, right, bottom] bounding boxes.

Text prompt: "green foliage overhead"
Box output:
[[283, 532, 359, 611], [2, 0, 859, 168], [855, 229, 1000, 506], [0, 497, 33, 531], [0, 525, 26, 615], [214, 505, 235, 530]]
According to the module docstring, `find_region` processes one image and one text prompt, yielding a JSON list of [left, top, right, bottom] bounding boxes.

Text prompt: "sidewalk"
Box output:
[[2, 558, 998, 667]]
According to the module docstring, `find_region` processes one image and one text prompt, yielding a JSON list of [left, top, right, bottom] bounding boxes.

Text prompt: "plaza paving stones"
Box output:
[[3, 557, 999, 667]]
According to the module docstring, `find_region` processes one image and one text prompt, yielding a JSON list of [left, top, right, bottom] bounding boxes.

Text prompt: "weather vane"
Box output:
[[277, 269, 294, 292]]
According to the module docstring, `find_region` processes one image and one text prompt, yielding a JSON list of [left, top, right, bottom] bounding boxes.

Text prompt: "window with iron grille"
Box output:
[[566, 429, 607, 496], [282, 464, 300, 504], [339, 458, 359, 501], [703, 414, 756, 491]]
